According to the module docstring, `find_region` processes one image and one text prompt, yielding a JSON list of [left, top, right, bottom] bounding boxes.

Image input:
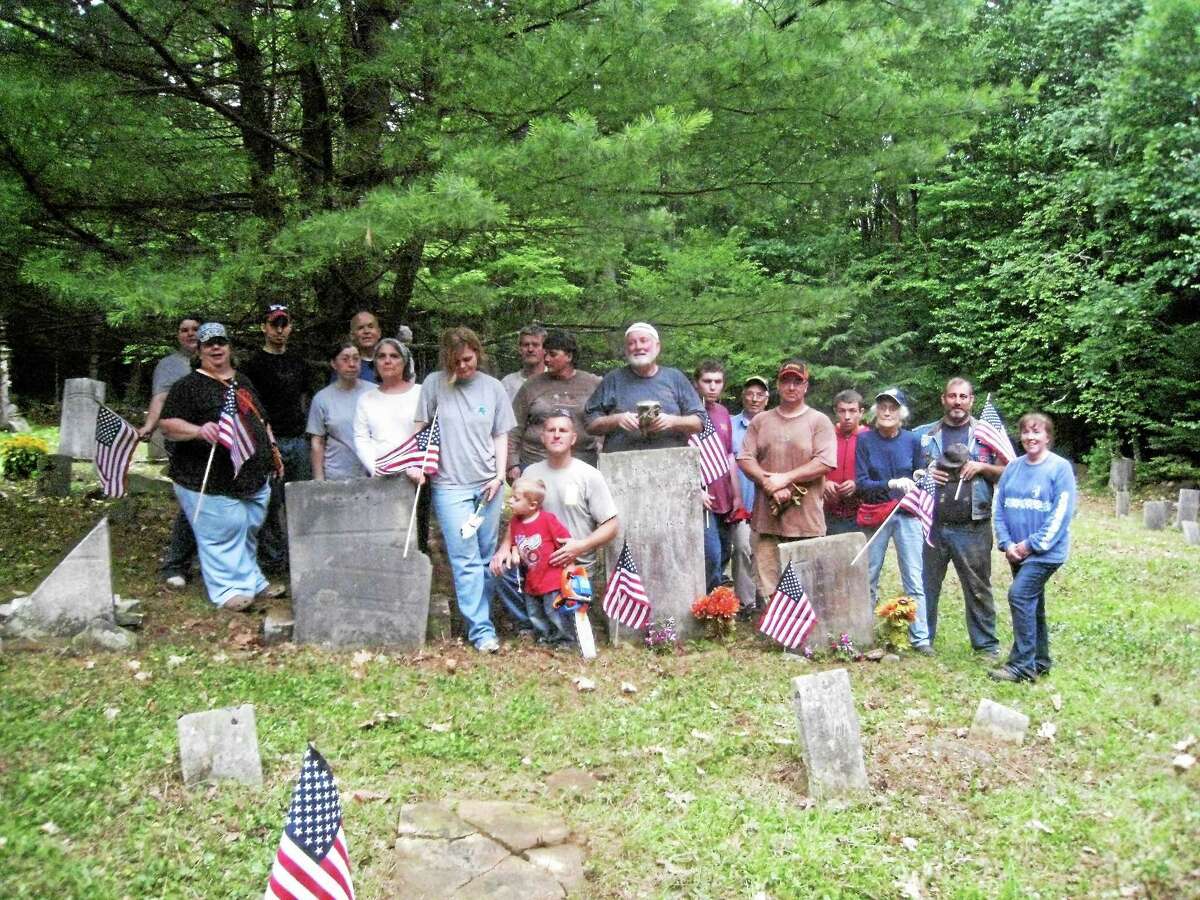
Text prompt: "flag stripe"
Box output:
[[688, 413, 731, 487], [602, 542, 652, 630], [277, 846, 338, 900], [375, 418, 441, 477], [759, 562, 817, 649], [94, 406, 139, 498]]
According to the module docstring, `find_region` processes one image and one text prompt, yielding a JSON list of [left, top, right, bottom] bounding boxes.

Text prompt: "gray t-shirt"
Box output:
[[307, 380, 375, 480], [583, 365, 704, 452], [416, 371, 517, 487], [151, 351, 192, 396], [523, 458, 618, 572], [500, 370, 527, 402]]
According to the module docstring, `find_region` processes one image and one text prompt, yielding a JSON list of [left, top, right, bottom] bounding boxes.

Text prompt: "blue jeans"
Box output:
[[527, 590, 572, 643], [923, 520, 997, 652], [494, 566, 533, 632], [825, 515, 863, 537], [703, 509, 733, 592], [432, 483, 502, 647], [865, 512, 930, 647], [173, 482, 270, 607], [259, 435, 312, 572], [1005, 559, 1061, 680], [160, 507, 197, 579]]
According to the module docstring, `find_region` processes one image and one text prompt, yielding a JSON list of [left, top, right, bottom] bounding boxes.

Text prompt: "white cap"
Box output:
[[624, 322, 659, 341]]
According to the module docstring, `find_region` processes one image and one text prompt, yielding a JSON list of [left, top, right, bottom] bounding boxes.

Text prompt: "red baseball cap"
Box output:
[[777, 361, 808, 380]]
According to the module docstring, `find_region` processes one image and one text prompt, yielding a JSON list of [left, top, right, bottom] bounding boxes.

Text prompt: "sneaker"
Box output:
[[476, 636, 500, 654], [223, 595, 255, 612], [987, 666, 1023, 683], [164, 575, 187, 590], [913, 644, 935, 657], [257, 582, 288, 600]]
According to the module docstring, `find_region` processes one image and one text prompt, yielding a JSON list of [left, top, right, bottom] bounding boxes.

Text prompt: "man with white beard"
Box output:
[[584, 322, 704, 452]]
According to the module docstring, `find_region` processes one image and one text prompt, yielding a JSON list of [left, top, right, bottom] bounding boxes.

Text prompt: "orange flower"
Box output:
[[691, 585, 739, 620]]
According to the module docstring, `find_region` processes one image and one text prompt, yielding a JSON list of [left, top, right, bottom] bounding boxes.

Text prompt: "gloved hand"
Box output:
[[888, 477, 916, 494]]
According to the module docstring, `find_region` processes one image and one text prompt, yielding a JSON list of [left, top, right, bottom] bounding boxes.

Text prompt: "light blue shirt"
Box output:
[[731, 411, 756, 511]]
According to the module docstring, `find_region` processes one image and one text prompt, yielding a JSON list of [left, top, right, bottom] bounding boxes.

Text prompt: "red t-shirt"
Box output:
[[510, 510, 572, 595], [827, 425, 868, 520]]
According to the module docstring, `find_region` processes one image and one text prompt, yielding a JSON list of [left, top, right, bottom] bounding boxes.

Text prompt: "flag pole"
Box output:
[[850, 498, 905, 566], [403, 411, 438, 558], [192, 440, 218, 525]]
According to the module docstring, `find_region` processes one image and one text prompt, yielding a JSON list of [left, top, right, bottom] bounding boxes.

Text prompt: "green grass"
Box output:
[[0, 482, 1197, 898]]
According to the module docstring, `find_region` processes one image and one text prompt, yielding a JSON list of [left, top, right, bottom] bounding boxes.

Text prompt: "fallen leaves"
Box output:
[[1027, 818, 1054, 835], [358, 711, 403, 730], [1037, 722, 1057, 742], [350, 789, 388, 803], [572, 676, 596, 692]]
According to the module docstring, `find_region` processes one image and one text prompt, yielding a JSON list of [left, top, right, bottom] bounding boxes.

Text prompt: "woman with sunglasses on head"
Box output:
[[159, 322, 281, 611]]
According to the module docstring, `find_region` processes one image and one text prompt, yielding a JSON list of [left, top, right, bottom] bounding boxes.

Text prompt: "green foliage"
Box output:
[[1136, 456, 1200, 485], [0, 433, 48, 480]]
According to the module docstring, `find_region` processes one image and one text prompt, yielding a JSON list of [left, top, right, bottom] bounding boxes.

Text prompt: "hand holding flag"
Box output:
[[975, 395, 1016, 464], [375, 418, 441, 477]]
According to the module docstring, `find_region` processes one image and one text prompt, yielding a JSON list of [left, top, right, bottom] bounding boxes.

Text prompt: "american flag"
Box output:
[[264, 745, 355, 900], [759, 562, 816, 649], [218, 385, 256, 477], [975, 396, 1016, 464], [374, 417, 441, 477], [601, 540, 651, 630], [94, 405, 139, 498], [688, 411, 731, 488], [898, 468, 938, 547]]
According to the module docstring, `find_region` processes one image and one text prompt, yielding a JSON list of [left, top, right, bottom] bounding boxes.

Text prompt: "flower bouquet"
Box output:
[[874, 595, 918, 651], [830, 632, 863, 662], [691, 585, 739, 641], [644, 617, 679, 654]]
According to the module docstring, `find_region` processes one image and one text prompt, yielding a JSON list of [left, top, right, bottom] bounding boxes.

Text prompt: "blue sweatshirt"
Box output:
[[855, 428, 923, 503], [993, 452, 1076, 564]]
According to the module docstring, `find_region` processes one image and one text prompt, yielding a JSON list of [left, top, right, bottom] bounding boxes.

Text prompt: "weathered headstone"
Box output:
[[1176, 489, 1199, 527], [969, 698, 1029, 745], [143, 430, 169, 462], [177, 704, 263, 787], [1144, 500, 1168, 531], [37, 453, 72, 497], [1115, 490, 1131, 517], [287, 477, 432, 649], [597, 446, 705, 640], [57, 378, 106, 460], [791, 668, 870, 800], [779, 532, 874, 651], [1182, 521, 1200, 546], [3, 518, 114, 639], [1109, 457, 1134, 492]]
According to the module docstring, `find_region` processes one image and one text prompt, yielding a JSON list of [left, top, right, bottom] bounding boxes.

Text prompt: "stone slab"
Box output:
[[392, 833, 510, 898], [143, 430, 169, 462], [1144, 500, 1168, 531], [597, 446, 705, 640], [791, 668, 869, 800], [456, 855, 565, 900], [58, 378, 106, 460], [969, 698, 1028, 745], [37, 454, 72, 497], [1109, 457, 1134, 491], [455, 800, 570, 853], [1182, 521, 1200, 546], [397, 802, 475, 840], [287, 477, 432, 649], [527, 844, 586, 892], [779, 532, 874, 651], [545, 767, 600, 798], [1176, 489, 1199, 526], [4, 518, 114, 639], [1115, 490, 1131, 518], [261, 607, 294, 645], [177, 704, 263, 786]]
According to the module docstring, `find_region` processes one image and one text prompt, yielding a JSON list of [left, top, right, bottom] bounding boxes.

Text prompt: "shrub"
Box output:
[[1082, 438, 1118, 491], [1, 435, 50, 480], [1136, 456, 1200, 486]]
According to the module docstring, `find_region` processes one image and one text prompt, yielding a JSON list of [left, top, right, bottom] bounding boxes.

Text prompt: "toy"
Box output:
[[557, 565, 597, 659]]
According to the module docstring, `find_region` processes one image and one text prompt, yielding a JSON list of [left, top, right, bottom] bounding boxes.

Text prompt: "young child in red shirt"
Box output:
[[502, 477, 573, 644]]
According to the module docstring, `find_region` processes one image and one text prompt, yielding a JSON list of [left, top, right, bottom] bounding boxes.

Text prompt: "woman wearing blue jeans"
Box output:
[[991, 412, 1075, 682], [413, 327, 516, 653]]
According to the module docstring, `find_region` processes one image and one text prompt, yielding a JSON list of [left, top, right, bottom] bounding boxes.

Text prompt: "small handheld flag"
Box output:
[[898, 469, 938, 548], [689, 412, 731, 488], [218, 385, 256, 477], [975, 396, 1016, 465], [601, 541, 651, 630], [94, 405, 139, 498], [759, 562, 816, 649], [375, 418, 441, 477]]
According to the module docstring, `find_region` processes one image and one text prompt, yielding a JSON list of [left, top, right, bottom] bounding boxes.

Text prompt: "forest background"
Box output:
[[1, 0, 1197, 476]]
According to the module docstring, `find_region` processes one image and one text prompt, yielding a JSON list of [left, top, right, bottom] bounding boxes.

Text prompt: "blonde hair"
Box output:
[[511, 477, 547, 504], [439, 326, 485, 375]]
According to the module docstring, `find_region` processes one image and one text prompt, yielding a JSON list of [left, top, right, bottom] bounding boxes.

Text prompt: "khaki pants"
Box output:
[[754, 532, 814, 598], [731, 521, 757, 608]]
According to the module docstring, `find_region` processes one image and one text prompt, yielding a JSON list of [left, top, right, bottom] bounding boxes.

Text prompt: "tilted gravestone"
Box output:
[[1144, 500, 1168, 531], [177, 704, 263, 787], [597, 446, 705, 640], [791, 668, 870, 800], [58, 378, 106, 460], [1176, 489, 1198, 527], [969, 698, 1028, 745], [1109, 457, 1134, 492], [779, 532, 874, 652], [286, 477, 432, 649], [1114, 490, 1131, 518], [1182, 521, 1200, 547]]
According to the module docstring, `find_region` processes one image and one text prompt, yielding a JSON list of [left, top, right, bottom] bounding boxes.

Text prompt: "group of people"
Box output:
[[141, 312, 1075, 682]]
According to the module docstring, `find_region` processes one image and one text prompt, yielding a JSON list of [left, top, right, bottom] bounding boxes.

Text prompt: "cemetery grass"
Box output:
[[0, 483, 1197, 898]]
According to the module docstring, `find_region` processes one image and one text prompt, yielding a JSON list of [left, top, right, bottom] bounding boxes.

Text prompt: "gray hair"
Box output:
[[869, 399, 911, 425], [518, 324, 547, 340]]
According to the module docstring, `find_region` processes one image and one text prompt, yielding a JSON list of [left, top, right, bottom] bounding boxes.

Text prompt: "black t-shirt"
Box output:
[[239, 349, 313, 438], [161, 371, 273, 496], [936, 423, 973, 524]]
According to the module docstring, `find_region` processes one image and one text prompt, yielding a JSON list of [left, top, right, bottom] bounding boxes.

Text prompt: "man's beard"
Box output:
[[627, 351, 658, 368]]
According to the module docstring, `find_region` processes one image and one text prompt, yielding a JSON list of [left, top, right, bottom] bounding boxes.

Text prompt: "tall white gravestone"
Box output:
[[58, 378, 106, 460]]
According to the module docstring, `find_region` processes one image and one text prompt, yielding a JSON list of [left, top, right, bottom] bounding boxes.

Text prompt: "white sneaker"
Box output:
[[164, 575, 187, 590], [476, 636, 500, 654]]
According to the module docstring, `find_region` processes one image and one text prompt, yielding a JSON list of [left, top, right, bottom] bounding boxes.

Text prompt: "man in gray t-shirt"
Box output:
[[584, 322, 704, 452]]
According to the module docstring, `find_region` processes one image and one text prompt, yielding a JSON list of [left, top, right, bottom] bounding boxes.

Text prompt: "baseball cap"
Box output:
[[197, 322, 228, 344], [875, 386, 910, 408], [264, 304, 289, 323], [743, 375, 770, 391], [777, 361, 808, 380]]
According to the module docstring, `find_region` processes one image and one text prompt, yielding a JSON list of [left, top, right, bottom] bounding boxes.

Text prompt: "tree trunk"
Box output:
[[230, 0, 282, 223], [295, 0, 334, 205]]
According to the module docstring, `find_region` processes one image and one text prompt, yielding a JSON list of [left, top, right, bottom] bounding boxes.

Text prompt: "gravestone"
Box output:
[[969, 698, 1028, 745], [1182, 521, 1200, 547], [779, 532, 873, 651], [1144, 501, 1168, 531], [3, 518, 114, 639], [37, 453, 72, 497], [58, 378, 106, 460], [144, 430, 169, 462], [791, 668, 870, 800], [1176, 489, 1199, 527], [597, 446, 706, 640], [1115, 490, 1131, 518], [177, 704, 263, 787], [287, 476, 432, 649], [1109, 457, 1134, 492]]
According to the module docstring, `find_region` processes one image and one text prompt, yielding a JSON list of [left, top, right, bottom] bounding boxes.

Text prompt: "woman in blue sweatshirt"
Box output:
[[991, 412, 1076, 682]]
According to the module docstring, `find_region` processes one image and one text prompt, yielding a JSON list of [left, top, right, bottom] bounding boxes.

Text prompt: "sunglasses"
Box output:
[[202, 337, 230, 347], [267, 316, 290, 328]]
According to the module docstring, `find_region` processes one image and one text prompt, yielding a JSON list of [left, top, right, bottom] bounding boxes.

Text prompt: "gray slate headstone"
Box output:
[[143, 430, 169, 462], [58, 378, 106, 460], [4, 518, 114, 639], [1176, 489, 1198, 527], [791, 668, 869, 800], [1109, 457, 1134, 491], [177, 704, 263, 787], [37, 453, 72, 497], [287, 477, 432, 649], [597, 446, 705, 640], [969, 698, 1029, 745], [779, 532, 874, 651], [1144, 500, 1168, 531], [1114, 490, 1131, 518], [1182, 521, 1200, 546]]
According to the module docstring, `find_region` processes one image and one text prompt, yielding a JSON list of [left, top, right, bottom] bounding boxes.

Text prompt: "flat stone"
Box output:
[[1144, 500, 1169, 530], [37, 454, 72, 497], [126, 472, 173, 495], [526, 844, 586, 892], [287, 478, 432, 650], [791, 668, 869, 800], [397, 801, 474, 840], [779, 532, 874, 652], [1176, 489, 1199, 526], [882, 653, 901, 663], [864, 648, 886, 662], [1114, 490, 1131, 517], [545, 767, 600, 798], [597, 447, 706, 640], [455, 800, 570, 853], [969, 698, 1029, 745], [1183, 521, 1200, 546], [58, 378, 106, 460], [457, 854, 564, 899], [392, 833, 509, 897], [114, 597, 143, 628], [177, 704, 263, 787], [70, 619, 137, 652], [4, 519, 114, 640], [261, 607, 294, 645]]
